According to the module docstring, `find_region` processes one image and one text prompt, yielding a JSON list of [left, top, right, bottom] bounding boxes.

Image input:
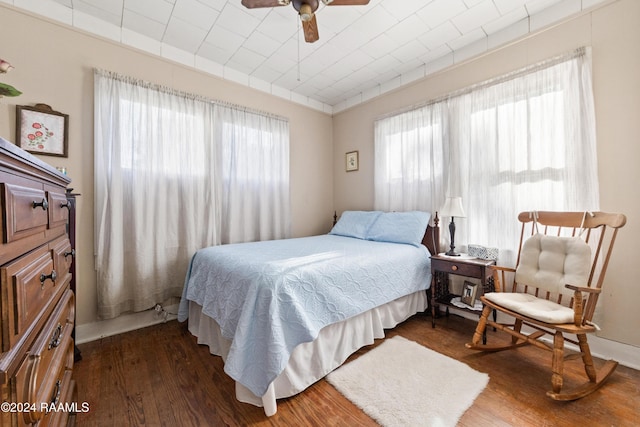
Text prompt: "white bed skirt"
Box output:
[[186, 290, 428, 416]]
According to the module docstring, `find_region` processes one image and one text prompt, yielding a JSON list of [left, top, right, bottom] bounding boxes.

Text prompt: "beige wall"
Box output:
[[1, 1, 637, 349], [332, 0, 639, 346], [0, 5, 334, 326]]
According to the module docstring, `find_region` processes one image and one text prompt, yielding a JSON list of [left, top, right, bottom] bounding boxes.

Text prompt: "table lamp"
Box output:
[[440, 197, 466, 256]]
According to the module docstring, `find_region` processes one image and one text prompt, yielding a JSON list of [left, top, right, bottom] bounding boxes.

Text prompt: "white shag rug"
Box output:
[[326, 335, 489, 427]]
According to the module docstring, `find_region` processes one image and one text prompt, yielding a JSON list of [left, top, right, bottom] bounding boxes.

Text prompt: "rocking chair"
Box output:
[[466, 211, 626, 400]]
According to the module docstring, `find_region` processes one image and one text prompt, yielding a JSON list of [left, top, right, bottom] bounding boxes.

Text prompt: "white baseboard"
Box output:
[[445, 307, 640, 371], [75, 304, 179, 345]]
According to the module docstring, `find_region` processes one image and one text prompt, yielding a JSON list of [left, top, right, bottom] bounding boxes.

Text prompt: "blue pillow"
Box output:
[[329, 211, 382, 240], [366, 211, 431, 247]]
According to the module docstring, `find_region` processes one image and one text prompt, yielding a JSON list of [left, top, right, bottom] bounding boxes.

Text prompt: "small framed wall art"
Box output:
[[345, 150, 359, 172], [16, 104, 69, 157]]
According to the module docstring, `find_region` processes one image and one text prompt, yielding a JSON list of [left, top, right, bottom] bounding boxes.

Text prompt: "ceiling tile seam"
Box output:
[[240, 11, 303, 91], [160, 0, 178, 44], [330, 0, 590, 114], [7, 0, 590, 115], [197, 2, 242, 65], [143, 4, 332, 113], [119, 0, 123, 28], [41, 1, 329, 114]]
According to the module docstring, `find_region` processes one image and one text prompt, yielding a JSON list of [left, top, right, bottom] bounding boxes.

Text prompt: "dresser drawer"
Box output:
[[1, 183, 48, 244], [39, 373, 75, 427], [14, 289, 75, 425], [1, 245, 68, 352], [50, 236, 73, 287], [46, 190, 69, 232]]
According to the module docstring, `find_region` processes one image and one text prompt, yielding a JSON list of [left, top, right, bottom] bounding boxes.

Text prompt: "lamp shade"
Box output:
[[440, 197, 466, 218]]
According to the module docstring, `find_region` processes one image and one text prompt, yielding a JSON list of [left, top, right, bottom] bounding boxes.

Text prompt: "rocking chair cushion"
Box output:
[[515, 233, 591, 298], [484, 292, 575, 324]]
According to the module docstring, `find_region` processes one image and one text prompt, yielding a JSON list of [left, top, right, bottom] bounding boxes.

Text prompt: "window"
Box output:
[[375, 104, 446, 213], [118, 100, 208, 177], [375, 48, 598, 265], [94, 69, 290, 319]]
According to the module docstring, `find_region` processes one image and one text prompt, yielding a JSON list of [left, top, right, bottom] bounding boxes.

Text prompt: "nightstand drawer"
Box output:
[[431, 258, 480, 275], [445, 262, 481, 277]]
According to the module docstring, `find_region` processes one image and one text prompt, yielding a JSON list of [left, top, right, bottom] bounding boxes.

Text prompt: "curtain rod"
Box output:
[[376, 46, 589, 122], [94, 68, 289, 122]]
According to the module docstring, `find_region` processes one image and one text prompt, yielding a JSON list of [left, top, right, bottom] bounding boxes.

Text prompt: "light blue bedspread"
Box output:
[[178, 234, 431, 397]]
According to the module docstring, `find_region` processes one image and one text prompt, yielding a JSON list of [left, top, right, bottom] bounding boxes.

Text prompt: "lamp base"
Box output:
[[446, 218, 460, 256]]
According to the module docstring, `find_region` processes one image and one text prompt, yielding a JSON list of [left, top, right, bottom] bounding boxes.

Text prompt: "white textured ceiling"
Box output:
[[4, 0, 607, 113]]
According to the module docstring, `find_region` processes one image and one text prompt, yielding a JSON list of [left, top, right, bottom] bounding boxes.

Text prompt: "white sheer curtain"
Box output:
[[94, 70, 290, 319], [374, 102, 447, 213], [217, 107, 290, 244], [375, 48, 598, 265]]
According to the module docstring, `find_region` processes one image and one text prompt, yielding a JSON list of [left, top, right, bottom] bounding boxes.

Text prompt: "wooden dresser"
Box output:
[[0, 137, 76, 426]]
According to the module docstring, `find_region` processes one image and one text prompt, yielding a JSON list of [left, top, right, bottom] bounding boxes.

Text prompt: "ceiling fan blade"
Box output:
[[302, 14, 319, 43], [322, 0, 369, 5], [241, 0, 290, 8]]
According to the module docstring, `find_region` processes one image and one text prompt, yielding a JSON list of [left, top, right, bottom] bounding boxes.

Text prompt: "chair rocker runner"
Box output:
[[465, 211, 626, 400]]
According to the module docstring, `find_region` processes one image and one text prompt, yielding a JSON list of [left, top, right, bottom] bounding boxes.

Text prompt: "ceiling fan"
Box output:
[[241, 0, 370, 43]]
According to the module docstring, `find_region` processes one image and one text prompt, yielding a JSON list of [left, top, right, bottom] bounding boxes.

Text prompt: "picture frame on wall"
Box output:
[[16, 104, 69, 157], [461, 280, 479, 307], [345, 150, 359, 172]]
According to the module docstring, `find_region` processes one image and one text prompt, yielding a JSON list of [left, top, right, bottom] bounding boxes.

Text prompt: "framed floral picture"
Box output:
[[345, 150, 359, 172], [16, 104, 69, 157]]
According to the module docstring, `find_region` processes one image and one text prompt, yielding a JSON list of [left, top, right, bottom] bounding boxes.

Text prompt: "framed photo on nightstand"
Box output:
[[461, 280, 478, 307]]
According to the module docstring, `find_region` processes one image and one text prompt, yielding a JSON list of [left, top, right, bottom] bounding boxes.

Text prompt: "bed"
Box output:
[[177, 210, 440, 416]]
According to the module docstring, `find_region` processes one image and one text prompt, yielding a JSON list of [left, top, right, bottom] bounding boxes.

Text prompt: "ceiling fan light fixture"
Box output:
[[242, 0, 369, 43], [299, 3, 313, 22]]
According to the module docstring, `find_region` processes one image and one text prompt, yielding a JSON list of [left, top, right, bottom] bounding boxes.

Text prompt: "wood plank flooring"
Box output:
[[74, 312, 640, 426]]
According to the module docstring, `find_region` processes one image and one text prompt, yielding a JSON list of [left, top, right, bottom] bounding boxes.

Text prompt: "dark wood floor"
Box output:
[[74, 312, 640, 426]]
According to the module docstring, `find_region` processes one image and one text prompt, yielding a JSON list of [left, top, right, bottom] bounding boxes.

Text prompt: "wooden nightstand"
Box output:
[[430, 254, 495, 330]]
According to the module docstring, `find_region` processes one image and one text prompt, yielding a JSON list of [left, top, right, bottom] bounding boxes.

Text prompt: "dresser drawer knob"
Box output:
[[48, 324, 62, 350], [40, 270, 57, 287], [451, 265, 458, 271], [60, 200, 71, 211], [32, 198, 49, 210], [64, 249, 76, 259]]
